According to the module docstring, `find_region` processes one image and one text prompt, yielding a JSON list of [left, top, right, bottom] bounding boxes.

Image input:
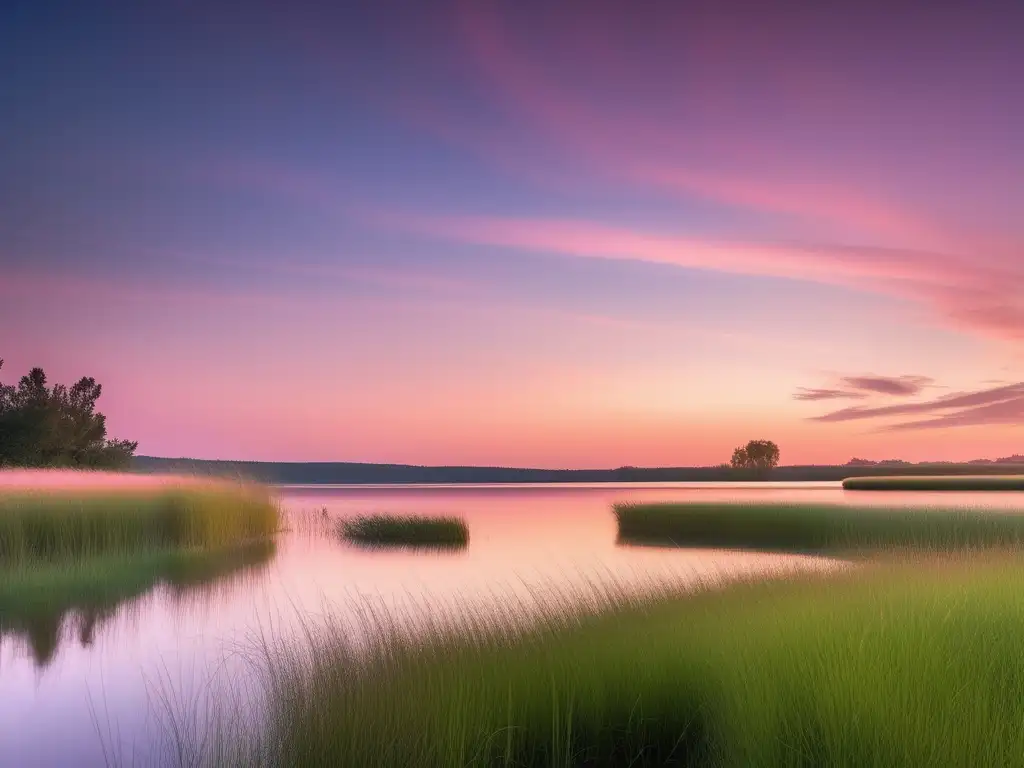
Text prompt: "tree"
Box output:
[[0, 359, 138, 469], [730, 440, 781, 473]]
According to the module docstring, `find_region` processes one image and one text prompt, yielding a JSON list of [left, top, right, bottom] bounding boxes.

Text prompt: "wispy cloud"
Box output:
[[884, 396, 1024, 431], [447, 2, 962, 250], [794, 388, 868, 402], [795, 375, 932, 402], [370, 210, 1024, 344], [812, 382, 1024, 430], [838, 375, 933, 397]]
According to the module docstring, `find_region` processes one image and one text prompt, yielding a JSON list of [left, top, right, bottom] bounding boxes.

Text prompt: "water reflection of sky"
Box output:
[[1, 483, 1020, 765]]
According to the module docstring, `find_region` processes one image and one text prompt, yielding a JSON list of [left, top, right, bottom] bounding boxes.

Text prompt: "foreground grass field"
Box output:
[[614, 502, 1024, 553], [338, 514, 469, 549], [0, 475, 280, 564], [843, 474, 1024, 491], [223, 556, 1024, 767]]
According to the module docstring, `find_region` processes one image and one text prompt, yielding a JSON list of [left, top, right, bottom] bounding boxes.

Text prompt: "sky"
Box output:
[[2, 1, 1022, 467]]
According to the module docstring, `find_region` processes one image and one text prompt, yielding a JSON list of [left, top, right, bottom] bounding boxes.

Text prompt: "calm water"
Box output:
[[2, 482, 1022, 766]]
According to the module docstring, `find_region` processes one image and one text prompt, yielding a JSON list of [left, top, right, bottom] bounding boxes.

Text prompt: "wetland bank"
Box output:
[[4, 477, 1024, 765]]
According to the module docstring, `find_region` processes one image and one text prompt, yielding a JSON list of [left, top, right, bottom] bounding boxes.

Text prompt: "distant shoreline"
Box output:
[[132, 456, 1024, 485]]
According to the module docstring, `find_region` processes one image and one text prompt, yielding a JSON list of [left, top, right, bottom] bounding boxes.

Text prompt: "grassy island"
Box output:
[[338, 514, 469, 549]]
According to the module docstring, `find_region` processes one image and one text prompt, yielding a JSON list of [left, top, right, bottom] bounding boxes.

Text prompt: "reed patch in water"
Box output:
[[842, 474, 1024, 491], [338, 514, 468, 549], [614, 501, 1024, 553]]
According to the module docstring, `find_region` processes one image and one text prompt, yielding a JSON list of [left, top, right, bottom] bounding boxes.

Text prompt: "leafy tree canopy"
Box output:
[[0, 359, 138, 469], [730, 439, 781, 473]]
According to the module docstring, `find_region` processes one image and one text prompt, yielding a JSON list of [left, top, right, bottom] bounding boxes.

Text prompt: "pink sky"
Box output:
[[2, 3, 1022, 466]]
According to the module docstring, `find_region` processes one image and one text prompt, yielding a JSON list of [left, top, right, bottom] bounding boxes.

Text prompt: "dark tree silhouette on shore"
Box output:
[[731, 440, 781, 473], [0, 359, 138, 469]]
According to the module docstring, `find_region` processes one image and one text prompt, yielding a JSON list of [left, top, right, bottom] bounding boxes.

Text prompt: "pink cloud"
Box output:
[[885, 396, 1024, 431], [445, 2, 957, 250], [369, 210, 1024, 344], [838, 375, 934, 397], [794, 388, 868, 402], [812, 382, 1024, 424]]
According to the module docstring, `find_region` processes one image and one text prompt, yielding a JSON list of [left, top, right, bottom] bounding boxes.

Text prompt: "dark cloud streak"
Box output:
[[839, 374, 932, 396], [812, 382, 1024, 428], [793, 387, 868, 401], [795, 373, 933, 403], [883, 396, 1024, 431]]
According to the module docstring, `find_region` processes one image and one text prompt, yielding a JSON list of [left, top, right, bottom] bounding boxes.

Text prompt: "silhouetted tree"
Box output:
[[0, 359, 138, 469], [730, 440, 781, 473]]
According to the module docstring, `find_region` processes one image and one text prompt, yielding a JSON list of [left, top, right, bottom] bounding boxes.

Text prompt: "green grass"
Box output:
[[613, 502, 1024, 553], [0, 479, 280, 564], [0, 540, 277, 667], [843, 474, 1024, 491], [216, 555, 1024, 767], [338, 514, 469, 549]]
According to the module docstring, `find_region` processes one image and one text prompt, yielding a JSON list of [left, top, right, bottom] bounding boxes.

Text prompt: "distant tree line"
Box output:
[[0, 359, 137, 469], [848, 456, 1023, 466], [846, 458, 912, 467]]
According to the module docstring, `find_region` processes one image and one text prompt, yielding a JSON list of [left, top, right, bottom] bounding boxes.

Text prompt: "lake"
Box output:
[[3, 481, 1022, 766]]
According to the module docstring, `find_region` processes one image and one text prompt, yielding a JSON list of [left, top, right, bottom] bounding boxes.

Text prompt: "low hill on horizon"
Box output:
[[132, 456, 1024, 485]]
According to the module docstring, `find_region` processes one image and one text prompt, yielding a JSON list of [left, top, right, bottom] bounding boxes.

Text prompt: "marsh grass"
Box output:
[[0, 540, 277, 667], [843, 474, 1024, 491], [187, 554, 1024, 767], [613, 502, 1024, 553], [0, 479, 280, 565], [338, 514, 468, 549]]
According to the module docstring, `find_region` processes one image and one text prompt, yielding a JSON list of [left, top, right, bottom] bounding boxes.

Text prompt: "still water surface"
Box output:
[[3, 482, 1021, 766]]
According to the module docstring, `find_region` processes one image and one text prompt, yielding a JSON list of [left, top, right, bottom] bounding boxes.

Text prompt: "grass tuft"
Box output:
[[613, 502, 1024, 553], [338, 514, 468, 549], [0, 476, 280, 565], [843, 474, 1024, 491]]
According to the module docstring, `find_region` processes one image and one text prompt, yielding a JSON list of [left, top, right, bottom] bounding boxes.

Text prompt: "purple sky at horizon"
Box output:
[[2, 1, 1022, 467]]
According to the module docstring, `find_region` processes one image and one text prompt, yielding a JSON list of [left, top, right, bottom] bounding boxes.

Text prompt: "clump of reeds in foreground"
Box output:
[[843, 474, 1024, 491], [0, 472, 280, 565], [337, 514, 468, 549], [193, 554, 1024, 767], [614, 501, 1024, 553]]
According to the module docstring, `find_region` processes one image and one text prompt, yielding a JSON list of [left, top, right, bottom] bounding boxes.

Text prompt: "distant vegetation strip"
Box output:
[[218, 556, 1024, 766], [338, 514, 468, 548], [843, 475, 1024, 491], [614, 502, 1024, 553], [0, 478, 280, 564], [133, 456, 1024, 485]]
